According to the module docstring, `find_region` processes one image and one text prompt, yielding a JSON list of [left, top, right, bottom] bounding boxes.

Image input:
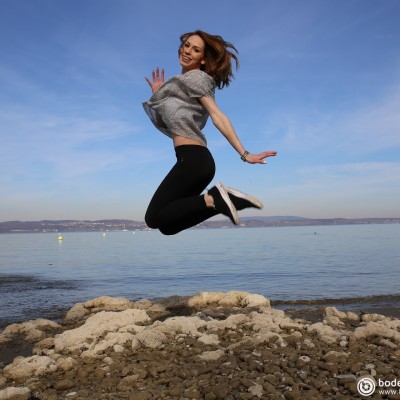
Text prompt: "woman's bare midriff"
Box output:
[[172, 134, 205, 148]]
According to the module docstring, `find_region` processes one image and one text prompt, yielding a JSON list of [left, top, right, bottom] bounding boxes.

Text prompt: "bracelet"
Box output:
[[240, 150, 249, 162]]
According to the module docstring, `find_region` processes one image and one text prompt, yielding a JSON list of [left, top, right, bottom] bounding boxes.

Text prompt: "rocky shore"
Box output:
[[0, 291, 399, 400]]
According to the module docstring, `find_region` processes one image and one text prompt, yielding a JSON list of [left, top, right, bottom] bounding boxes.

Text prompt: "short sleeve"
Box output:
[[180, 70, 215, 100]]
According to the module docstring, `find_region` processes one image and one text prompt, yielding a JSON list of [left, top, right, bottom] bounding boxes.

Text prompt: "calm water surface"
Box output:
[[1, 224, 399, 326]]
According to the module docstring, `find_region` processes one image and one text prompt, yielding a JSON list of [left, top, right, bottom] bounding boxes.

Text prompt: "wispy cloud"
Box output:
[[265, 82, 400, 156], [297, 162, 400, 189], [0, 106, 167, 182], [261, 161, 400, 217]]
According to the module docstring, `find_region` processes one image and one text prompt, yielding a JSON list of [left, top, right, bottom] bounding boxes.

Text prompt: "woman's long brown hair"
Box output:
[[179, 30, 239, 89]]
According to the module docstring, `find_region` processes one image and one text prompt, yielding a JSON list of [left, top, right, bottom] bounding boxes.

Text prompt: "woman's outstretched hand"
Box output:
[[245, 151, 277, 164], [145, 67, 165, 93]]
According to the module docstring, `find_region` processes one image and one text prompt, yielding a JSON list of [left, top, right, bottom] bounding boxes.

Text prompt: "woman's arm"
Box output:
[[200, 96, 277, 164]]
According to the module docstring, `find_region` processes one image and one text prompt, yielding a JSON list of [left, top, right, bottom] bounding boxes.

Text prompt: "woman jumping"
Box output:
[[143, 30, 277, 235]]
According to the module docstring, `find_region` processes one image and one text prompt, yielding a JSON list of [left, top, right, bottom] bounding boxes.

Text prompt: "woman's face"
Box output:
[[179, 35, 206, 73]]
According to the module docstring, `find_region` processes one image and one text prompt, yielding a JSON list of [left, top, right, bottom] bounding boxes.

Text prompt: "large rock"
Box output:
[[187, 291, 270, 308], [3, 356, 57, 380], [353, 320, 400, 343], [83, 296, 133, 311], [64, 296, 137, 322], [1, 319, 61, 343], [136, 329, 167, 349], [54, 309, 150, 355], [307, 322, 348, 345], [207, 314, 250, 330], [154, 316, 207, 336], [198, 333, 220, 346], [241, 293, 270, 308], [361, 313, 387, 323], [249, 309, 300, 334], [187, 292, 226, 307], [323, 307, 356, 327], [64, 303, 90, 322], [217, 291, 252, 307], [0, 387, 31, 400], [324, 307, 348, 319], [81, 332, 137, 358]]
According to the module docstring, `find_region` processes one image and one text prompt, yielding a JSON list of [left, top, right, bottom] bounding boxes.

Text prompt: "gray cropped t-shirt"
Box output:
[[143, 70, 216, 146]]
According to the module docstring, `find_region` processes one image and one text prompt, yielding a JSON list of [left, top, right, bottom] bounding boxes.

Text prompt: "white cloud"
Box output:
[[266, 82, 400, 156], [298, 162, 400, 190], [261, 161, 400, 218], [339, 89, 400, 152], [0, 106, 168, 182]]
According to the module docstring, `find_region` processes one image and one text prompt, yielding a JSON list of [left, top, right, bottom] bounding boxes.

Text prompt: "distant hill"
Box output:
[[0, 217, 399, 233], [240, 216, 309, 222]]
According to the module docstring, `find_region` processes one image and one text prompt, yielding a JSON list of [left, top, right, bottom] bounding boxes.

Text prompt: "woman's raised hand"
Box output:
[[245, 151, 277, 164], [145, 67, 165, 93]]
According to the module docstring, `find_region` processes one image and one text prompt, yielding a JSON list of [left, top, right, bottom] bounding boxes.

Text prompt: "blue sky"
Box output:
[[1, 0, 399, 221]]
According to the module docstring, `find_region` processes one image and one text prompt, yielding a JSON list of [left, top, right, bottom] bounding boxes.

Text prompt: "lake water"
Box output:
[[1, 224, 399, 327]]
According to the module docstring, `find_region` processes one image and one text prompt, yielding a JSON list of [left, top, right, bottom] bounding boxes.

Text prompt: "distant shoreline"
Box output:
[[0, 217, 399, 233]]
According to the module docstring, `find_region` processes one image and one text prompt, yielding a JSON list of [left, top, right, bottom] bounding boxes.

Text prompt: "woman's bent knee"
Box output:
[[159, 226, 180, 235], [144, 212, 158, 230], [145, 216, 179, 235]]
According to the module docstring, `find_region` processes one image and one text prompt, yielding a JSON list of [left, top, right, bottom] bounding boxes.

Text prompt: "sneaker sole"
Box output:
[[225, 186, 264, 209], [216, 183, 240, 225]]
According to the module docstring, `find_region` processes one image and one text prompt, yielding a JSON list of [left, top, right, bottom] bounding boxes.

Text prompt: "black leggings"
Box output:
[[145, 145, 218, 235]]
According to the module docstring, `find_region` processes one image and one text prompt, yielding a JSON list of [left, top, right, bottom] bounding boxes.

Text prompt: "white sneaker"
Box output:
[[225, 186, 264, 210], [209, 183, 240, 225]]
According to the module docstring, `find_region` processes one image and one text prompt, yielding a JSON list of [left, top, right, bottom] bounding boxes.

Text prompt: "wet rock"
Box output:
[[346, 311, 359, 321], [83, 296, 133, 312], [136, 329, 166, 348], [3, 356, 57, 380], [1, 319, 61, 344], [324, 307, 347, 319], [361, 313, 387, 323], [199, 350, 224, 361], [354, 320, 400, 342], [133, 299, 153, 310], [56, 356, 75, 371], [208, 313, 249, 330], [248, 383, 264, 398], [63, 303, 89, 322], [335, 373, 357, 384], [187, 292, 226, 308], [322, 350, 349, 363], [53, 378, 76, 391], [117, 375, 140, 391], [146, 303, 166, 313], [155, 315, 206, 335], [297, 355, 311, 368], [241, 293, 270, 308], [323, 315, 345, 328], [187, 291, 269, 309], [307, 322, 347, 344], [0, 387, 31, 400], [198, 333, 220, 346], [54, 309, 150, 356]]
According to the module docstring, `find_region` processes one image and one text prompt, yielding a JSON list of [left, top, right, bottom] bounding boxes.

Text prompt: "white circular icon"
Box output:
[[357, 376, 376, 396]]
